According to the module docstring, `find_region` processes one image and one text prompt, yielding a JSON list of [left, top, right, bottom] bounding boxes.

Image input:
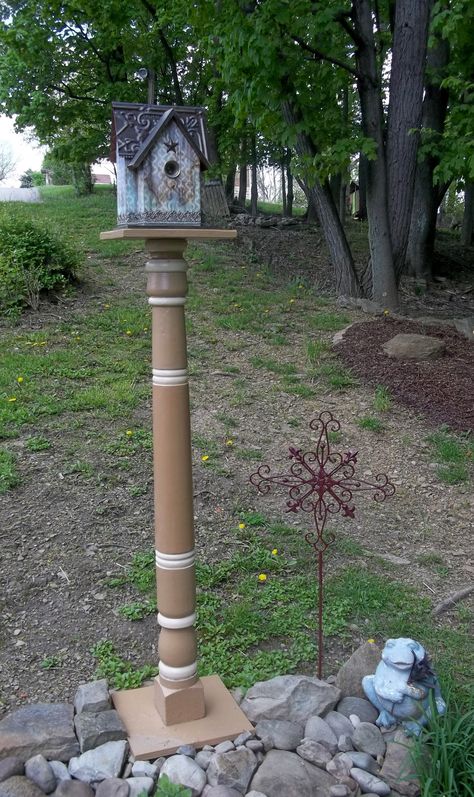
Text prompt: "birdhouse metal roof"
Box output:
[[111, 102, 210, 167]]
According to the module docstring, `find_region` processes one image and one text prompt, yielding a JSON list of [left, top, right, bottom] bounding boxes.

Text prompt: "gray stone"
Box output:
[[68, 741, 128, 784], [325, 712, 355, 740], [338, 735, 354, 753], [230, 688, 244, 706], [0, 776, 46, 797], [296, 739, 332, 768], [326, 753, 354, 780], [349, 715, 361, 728], [454, 316, 474, 341], [207, 748, 257, 794], [176, 745, 196, 758], [349, 752, 381, 775], [255, 720, 303, 751], [337, 697, 378, 725], [48, 763, 70, 783], [245, 740, 263, 753], [203, 788, 243, 797], [330, 787, 351, 797], [246, 792, 268, 797], [240, 676, 341, 724], [336, 643, 382, 700], [0, 705, 79, 763], [379, 730, 420, 796], [74, 681, 111, 715], [125, 777, 154, 797], [0, 759, 24, 783], [53, 783, 95, 797], [195, 751, 213, 771], [382, 333, 445, 361], [159, 756, 206, 797], [152, 758, 166, 772], [304, 716, 338, 755], [25, 755, 56, 794], [350, 768, 391, 796], [250, 750, 336, 797], [233, 732, 253, 747], [214, 741, 234, 755], [130, 762, 158, 780], [95, 779, 129, 797], [352, 723, 386, 758], [74, 711, 127, 754]]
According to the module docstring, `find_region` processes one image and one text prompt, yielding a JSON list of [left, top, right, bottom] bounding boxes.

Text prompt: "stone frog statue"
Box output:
[[362, 637, 446, 735]]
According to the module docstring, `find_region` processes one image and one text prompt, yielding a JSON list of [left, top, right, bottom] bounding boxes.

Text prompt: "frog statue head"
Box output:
[[362, 637, 446, 735]]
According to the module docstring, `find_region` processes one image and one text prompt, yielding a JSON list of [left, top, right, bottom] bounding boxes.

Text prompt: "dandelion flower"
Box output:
[[383, 310, 390, 316], [17, 377, 24, 384], [126, 330, 132, 336], [271, 548, 278, 556], [289, 298, 295, 304], [201, 454, 209, 462], [258, 573, 267, 582], [226, 439, 234, 447], [126, 430, 133, 437], [368, 638, 376, 644], [238, 522, 246, 530], [8, 397, 17, 402], [104, 303, 110, 309]]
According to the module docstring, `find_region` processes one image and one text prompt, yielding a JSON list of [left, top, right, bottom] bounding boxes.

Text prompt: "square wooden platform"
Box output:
[[111, 675, 253, 759]]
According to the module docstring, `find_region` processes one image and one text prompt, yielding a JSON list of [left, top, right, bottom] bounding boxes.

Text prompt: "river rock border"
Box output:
[[0, 644, 420, 797]]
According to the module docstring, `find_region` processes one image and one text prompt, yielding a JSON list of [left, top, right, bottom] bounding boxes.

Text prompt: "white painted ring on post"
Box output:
[[159, 661, 197, 681], [158, 612, 196, 629], [152, 368, 188, 386], [148, 297, 186, 306], [155, 549, 195, 570]]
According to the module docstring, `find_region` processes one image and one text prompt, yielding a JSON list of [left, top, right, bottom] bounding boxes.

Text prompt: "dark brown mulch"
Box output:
[[336, 317, 474, 433]]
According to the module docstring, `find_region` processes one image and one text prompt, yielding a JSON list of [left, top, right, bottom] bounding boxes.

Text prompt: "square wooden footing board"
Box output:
[[111, 675, 253, 759]]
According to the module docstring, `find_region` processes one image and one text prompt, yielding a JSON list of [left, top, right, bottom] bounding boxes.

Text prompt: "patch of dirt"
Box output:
[[1, 233, 473, 718], [336, 318, 474, 433]]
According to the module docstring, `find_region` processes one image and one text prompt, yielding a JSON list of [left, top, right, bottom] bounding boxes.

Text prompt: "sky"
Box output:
[[0, 115, 46, 186]]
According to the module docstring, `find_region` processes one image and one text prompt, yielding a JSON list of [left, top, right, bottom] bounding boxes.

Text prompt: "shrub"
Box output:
[[0, 217, 79, 317]]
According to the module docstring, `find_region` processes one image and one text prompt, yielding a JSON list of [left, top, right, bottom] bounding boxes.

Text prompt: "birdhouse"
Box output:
[[111, 103, 210, 228]]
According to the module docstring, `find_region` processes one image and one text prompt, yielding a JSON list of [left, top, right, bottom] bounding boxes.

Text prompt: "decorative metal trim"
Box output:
[[112, 102, 209, 162], [118, 210, 201, 226]]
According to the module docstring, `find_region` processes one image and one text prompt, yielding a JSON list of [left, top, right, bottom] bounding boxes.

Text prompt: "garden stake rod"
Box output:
[[250, 411, 395, 679]]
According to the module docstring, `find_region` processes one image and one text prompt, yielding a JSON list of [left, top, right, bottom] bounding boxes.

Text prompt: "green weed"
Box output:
[[91, 640, 158, 689], [358, 416, 384, 433], [427, 428, 472, 485], [0, 448, 19, 493], [40, 655, 62, 670], [26, 435, 52, 451], [373, 385, 392, 412], [118, 599, 156, 621], [309, 311, 350, 331]]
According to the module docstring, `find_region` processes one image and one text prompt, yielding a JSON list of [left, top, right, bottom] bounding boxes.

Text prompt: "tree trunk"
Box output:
[[250, 134, 258, 217], [286, 153, 294, 217], [358, 153, 368, 220], [225, 165, 236, 204], [339, 180, 346, 225], [238, 158, 247, 208], [281, 159, 287, 215], [352, 0, 398, 308], [386, 0, 432, 279], [461, 183, 474, 246], [407, 34, 450, 280]]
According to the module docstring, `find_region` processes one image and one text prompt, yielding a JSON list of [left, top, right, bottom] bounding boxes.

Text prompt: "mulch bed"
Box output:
[[335, 317, 474, 433]]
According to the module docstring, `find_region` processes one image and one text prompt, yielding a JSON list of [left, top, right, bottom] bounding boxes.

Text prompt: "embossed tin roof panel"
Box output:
[[111, 102, 209, 163]]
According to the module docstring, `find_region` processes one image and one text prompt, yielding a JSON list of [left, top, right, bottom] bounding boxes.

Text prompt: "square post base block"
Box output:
[[154, 677, 206, 725], [111, 675, 253, 759]]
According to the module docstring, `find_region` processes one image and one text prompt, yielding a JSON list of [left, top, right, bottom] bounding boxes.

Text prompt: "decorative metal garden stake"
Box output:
[[250, 411, 395, 679]]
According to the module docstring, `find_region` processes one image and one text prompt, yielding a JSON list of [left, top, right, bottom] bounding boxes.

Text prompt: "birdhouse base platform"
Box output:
[[100, 227, 237, 240], [111, 674, 253, 759]]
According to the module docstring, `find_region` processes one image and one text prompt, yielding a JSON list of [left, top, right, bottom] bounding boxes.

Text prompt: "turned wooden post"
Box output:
[[146, 237, 205, 725]]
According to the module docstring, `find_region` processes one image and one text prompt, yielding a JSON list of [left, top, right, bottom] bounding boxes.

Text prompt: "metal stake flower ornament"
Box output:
[[250, 411, 395, 678]]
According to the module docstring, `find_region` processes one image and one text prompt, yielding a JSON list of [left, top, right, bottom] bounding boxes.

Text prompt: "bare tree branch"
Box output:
[[291, 34, 361, 78], [0, 144, 17, 182]]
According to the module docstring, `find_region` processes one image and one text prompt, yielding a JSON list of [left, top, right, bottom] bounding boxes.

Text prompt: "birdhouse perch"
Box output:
[[111, 103, 210, 228]]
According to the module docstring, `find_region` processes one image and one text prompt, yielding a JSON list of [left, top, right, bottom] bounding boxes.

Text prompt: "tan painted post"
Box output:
[[146, 237, 205, 724]]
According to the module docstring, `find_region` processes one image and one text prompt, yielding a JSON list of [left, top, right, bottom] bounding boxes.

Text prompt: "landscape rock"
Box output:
[[349, 752, 381, 775], [326, 753, 353, 780], [379, 730, 420, 796], [330, 786, 352, 797], [95, 779, 129, 797], [296, 739, 332, 768], [245, 740, 264, 753], [255, 719, 303, 751], [24, 755, 56, 794], [250, 749, 336, 797], [350, 768, 391, 796], [325, 712, 355, 740], [304, 716, 338, 755], [68, 741, 128, 784], [130, 762, 158, 780], [245, 792, 268, 797], [0, 776, 46, 797], [338, 735, 354, 752], [335, 643, 381, 699], [337, 697, 378, 725], [233, 732, 253, 747], [207, 748, 257, 794], [240, 676, 341, 724], [53, 782, 94, 797], [176, 745, 196, 758], [0, 705, 79, 763], [202, 788, 243, 797], [195, 751, 213, 771], [214, 742, 234, 755], [74, 712, 127, 754], [454, 316, 474, 341], [352, 723, 386, 758], [48, 763, 70, 782], [160, 755, 206, 797], [125, 777, 154, 797], [382, 333, 446, 360], [74, 682, 110, 715], [0, 759, 24, 783]]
